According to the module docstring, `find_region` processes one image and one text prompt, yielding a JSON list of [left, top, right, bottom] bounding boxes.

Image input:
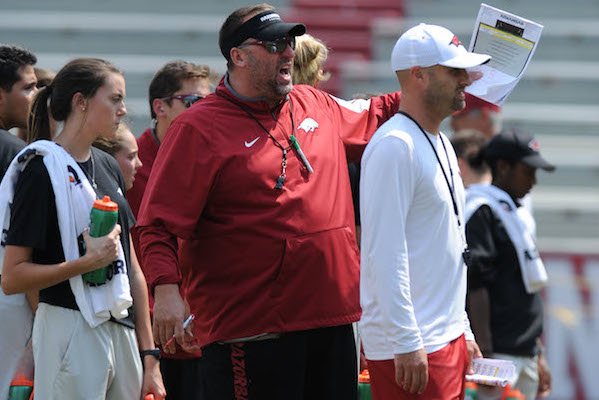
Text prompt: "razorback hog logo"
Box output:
[[528, 138, 541, 152], [298, 118, 319, 133], [449, 35, 462, 47], [67, 165, 81, 185]]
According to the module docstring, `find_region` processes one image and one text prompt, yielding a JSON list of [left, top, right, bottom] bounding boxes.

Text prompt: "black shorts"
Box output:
[[198, 324, 357, 400], [160, 357, 204, 399]]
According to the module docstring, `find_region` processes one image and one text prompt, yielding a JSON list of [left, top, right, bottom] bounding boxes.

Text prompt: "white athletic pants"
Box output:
[[32, 303, 142, 400]]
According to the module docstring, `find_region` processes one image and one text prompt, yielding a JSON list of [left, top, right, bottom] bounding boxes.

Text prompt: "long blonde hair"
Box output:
[[292, 34, 331, 87]]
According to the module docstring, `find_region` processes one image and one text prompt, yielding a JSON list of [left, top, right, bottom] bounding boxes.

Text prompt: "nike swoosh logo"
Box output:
[[245, 137, 260, 148]]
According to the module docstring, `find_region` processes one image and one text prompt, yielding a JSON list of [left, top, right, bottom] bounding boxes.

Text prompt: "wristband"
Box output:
[[140, 348, 161, 361]]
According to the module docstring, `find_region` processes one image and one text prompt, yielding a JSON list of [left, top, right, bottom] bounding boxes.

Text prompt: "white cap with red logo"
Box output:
[[391, 23, 491, 71]]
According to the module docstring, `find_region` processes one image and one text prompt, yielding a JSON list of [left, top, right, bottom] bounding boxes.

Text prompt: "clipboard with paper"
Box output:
[[466, 3, 544, 105]]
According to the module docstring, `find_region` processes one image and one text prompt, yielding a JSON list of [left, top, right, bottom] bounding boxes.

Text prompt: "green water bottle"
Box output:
[[8, 375, 33, 400], [503, 385, 526, 400], [82, 196, 119, 285], [358, 370, 373, 400], [464, 382, 478, 400]]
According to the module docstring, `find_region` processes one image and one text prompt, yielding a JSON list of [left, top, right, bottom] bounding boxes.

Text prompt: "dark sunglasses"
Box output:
[[163, 94, 204, 108], [240, 36, 296, 54]]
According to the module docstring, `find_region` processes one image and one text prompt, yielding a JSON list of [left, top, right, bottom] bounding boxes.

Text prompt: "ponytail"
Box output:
[[27, 58, 122, 144], [27, 85, 52, 143]]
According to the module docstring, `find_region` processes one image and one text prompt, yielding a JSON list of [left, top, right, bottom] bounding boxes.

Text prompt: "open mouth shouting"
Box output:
[[278, 63, 292, 85]]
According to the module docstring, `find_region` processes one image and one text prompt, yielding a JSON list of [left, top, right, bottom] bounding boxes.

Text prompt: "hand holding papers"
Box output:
[[466, 3, 544, 105], [466, 358, 517, 387]]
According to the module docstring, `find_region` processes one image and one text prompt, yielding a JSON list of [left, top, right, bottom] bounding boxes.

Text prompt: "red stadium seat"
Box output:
[[292, 0, 404, 13], [308, 29, 372, 57], [284, 9, 400, 30], [287, 0, 405, 95]]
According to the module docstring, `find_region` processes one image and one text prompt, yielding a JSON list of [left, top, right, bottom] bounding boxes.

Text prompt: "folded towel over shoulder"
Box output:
[[0, 140, 132, 327], [465, 183, 548, 293]]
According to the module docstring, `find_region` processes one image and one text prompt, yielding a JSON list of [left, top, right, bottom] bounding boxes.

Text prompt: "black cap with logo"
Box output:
[[220, 10, 306, 59], [484, 127, 556, 172]]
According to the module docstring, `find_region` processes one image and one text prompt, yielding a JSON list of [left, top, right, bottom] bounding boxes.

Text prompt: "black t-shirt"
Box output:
[[6, 146, 136, 328], [0, 129, 25, 179], [466, 204, 543, 356]]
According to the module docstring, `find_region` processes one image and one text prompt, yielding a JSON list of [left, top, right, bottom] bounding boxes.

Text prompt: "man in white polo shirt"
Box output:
[[359, 23, 489, 399]]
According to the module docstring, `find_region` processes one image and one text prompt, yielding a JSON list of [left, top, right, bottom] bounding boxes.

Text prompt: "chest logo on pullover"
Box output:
[[244, 137, 260, 148], [298, 118, 319, 133]]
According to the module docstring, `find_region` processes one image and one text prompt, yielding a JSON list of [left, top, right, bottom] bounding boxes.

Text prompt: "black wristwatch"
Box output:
[[140, 348, 161, 361]]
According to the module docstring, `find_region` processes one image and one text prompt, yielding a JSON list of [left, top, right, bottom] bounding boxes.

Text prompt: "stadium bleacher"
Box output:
[[0, 0, 597, 249]]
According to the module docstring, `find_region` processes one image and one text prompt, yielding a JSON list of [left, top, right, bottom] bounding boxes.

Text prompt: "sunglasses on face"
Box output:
[[240, 36, 296, 54], [163, 94, 204, 108]]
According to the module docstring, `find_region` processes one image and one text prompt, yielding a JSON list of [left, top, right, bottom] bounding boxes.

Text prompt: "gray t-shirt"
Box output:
[[0, 129, 25, 179]]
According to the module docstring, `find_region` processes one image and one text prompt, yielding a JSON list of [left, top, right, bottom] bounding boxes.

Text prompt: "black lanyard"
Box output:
[[397, 111, 462, 227], [215, 89, 313, 190]]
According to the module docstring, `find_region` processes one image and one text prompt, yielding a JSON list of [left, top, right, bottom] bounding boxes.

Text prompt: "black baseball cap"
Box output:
[[484, 127, 556, 172], [220, 10, 306, 59]]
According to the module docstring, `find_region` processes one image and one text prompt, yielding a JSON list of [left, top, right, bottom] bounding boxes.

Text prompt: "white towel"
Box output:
[[0, 140, 132, 327], [465, 184, 548, 293]]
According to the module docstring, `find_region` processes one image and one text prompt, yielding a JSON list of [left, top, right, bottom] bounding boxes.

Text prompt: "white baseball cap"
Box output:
[[391, 23, 491, 71]]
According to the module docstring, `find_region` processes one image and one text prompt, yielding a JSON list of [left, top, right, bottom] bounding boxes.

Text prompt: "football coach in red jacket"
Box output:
[[137, 3, 401, 399]]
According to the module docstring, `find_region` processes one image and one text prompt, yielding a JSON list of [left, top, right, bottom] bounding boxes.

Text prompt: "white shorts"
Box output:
[[32, 303, 142, 400]]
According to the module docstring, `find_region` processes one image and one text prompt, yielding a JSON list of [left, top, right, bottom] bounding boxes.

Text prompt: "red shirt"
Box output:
[[128, 128, 159, 249], [137, 79, 401, 347]]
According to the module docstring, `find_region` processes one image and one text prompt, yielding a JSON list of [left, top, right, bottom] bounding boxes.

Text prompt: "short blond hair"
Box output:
[[292, 34, 330, 87]]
